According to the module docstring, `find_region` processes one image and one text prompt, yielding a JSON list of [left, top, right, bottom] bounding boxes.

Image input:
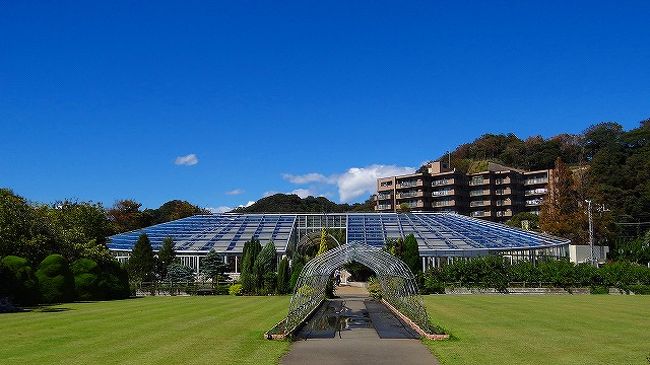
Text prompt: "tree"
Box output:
[[317, 228, 328, 256], [0, 255, 40, 305], [0, 189, 56, 264], [96, 260, 130, 299], [253, 241, 277, 293], [107, 199, 149, 234], [44, 200, 114, 263], [157, 237, 176, 278], [126, 234, 156, 282], [402, 234, 421, 274], [240, 238, 262, 294], [277, 257, 290, 294], [289, 255, 305, 291], [166, 263, 195, 283], [36, 254, 75, 303], [505, 212, 540, 231], [71, 258, 101, 300], [201, 250, 228, 288]]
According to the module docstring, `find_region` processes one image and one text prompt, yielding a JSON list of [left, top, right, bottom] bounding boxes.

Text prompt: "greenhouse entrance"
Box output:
[[271, 242, 442, 339]]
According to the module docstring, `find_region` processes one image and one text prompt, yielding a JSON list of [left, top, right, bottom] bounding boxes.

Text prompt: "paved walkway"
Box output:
[[281, 286, 439, 365]]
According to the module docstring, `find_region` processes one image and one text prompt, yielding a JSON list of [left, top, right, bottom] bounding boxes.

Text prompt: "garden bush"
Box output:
[[228, 283, 242, 296], [36, 254, 75, 303], [71, 258, 100, 300], [0, 255, 40, 305], [97, 260, 130, 299]]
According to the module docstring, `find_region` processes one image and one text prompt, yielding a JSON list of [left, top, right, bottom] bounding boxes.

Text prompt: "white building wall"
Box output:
[[569, 244, 609, 265]]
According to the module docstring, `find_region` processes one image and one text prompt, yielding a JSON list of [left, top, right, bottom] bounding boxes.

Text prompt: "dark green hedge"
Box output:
[[1, 255, 40, 305], [422, 256, 650, 294], [35, 254, 75, 303]]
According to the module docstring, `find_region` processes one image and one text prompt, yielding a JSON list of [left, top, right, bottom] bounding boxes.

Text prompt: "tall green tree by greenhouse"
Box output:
[[402, 234, 421, 274], [289, 254, 305, 291], [157, 237, 176, 278], [253, 241, 277, 293], [126, 233, 156, 282], [240, 238, 262, 294], [277, 257, 290, 294]]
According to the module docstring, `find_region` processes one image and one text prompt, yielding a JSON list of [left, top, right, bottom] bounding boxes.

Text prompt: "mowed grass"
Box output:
[[422, 295, 650, 365], [1, 296, 291, 365]]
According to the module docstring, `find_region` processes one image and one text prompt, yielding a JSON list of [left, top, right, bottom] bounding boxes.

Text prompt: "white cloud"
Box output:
[[207, 206, 231, 213], [336, 165, 414, 203], [226, 188, 244, 195], [283, 164, 413, 203], [282, 173, 336, 184], [290, 188, 314, 199], [174, 154, 199, 166], [206, 200, 254, 214]]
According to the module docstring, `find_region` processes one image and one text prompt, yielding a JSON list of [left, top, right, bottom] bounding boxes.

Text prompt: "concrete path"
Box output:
[[281, 286, 439, 365]]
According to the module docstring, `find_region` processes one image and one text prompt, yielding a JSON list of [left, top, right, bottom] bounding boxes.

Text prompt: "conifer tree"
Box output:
[[126, 233, 156, 282]]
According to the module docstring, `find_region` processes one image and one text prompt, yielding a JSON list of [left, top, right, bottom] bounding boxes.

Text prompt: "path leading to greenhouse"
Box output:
[[281, 286, 439, 365]]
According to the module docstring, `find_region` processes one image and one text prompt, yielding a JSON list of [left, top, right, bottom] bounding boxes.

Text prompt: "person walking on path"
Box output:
[[334, 269, 341, 286]]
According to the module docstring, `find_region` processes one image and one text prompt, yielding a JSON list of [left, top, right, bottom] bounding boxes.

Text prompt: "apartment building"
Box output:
[[376, 160, 552, 222]]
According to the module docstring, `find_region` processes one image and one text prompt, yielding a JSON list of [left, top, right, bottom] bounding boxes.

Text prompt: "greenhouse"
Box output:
[[107, 212, 570, 273]]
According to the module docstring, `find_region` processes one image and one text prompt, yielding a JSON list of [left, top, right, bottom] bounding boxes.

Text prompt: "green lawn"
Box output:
[[0, 296, 290, 365], [422, 295, 650, 365], [3, 295, 649, 365]]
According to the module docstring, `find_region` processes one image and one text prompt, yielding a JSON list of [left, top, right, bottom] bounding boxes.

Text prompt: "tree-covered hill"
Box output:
[[231, 194, 375, 213]]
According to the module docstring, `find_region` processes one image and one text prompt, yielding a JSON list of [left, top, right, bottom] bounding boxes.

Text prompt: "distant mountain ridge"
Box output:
[[231, 193, 375, 213]]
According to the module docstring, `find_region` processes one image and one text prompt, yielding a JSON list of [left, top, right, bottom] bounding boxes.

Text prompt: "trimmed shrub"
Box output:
[[262, 272, 277, 295], [97, 260, 130, 299], [166, 263, 195, 283], [71, 258, 100, 301], [36, 254, 75, 303], [252, 241, 277, 293], [228, 284, 242, 296], [1, 255, 40, 306]]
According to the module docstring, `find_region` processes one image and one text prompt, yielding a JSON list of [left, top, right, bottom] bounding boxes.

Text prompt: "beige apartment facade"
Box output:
[[376, 161, 553, 222]]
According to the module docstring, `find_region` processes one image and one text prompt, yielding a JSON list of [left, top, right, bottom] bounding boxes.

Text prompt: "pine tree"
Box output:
[[253, 241, 277, 293], [240, 238, 262, 294], [277, 257, 290, 294], [201, 250, 228, 288], [126, 233, 156, 282], [157, 237, 176, 279], [402, 234, 421, 274]]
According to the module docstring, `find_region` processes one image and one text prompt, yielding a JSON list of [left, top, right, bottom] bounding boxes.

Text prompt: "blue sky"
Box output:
[[1, 1, 649, 211]]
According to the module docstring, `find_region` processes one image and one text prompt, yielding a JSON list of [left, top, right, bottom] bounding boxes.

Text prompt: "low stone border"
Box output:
[[381, 299, 449, 340]]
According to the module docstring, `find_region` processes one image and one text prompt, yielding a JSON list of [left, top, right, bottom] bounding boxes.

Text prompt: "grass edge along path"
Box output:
[[421, 295, 650, 365], [0, 296, 291, 365]]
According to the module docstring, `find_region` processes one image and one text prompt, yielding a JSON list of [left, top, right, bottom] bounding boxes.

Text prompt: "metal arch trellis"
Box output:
[[285, 241, 432, 334]]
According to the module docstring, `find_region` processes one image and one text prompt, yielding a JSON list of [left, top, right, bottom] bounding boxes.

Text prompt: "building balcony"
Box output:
[[469, 189, 490, 197], [471, 210, 492, 218], [433, 200, 456, 208], [494, 188, 512, 196], [469, 178, 490, 186], [376, 204, 392, 211], [470, 200, 491, 207], [525, 188, 548, 196], [526, 198, 544, 206], [494, 177, 511, 185], [495, 210, 513, 218], [524, 178, 548, 185], [432, 189, 454, 197], [376, 194, 392, 200], [397, 180, 423, 189], [397, 191, 423, 199], [432, 178, 454, 187], [495, 199, 512, 207]]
